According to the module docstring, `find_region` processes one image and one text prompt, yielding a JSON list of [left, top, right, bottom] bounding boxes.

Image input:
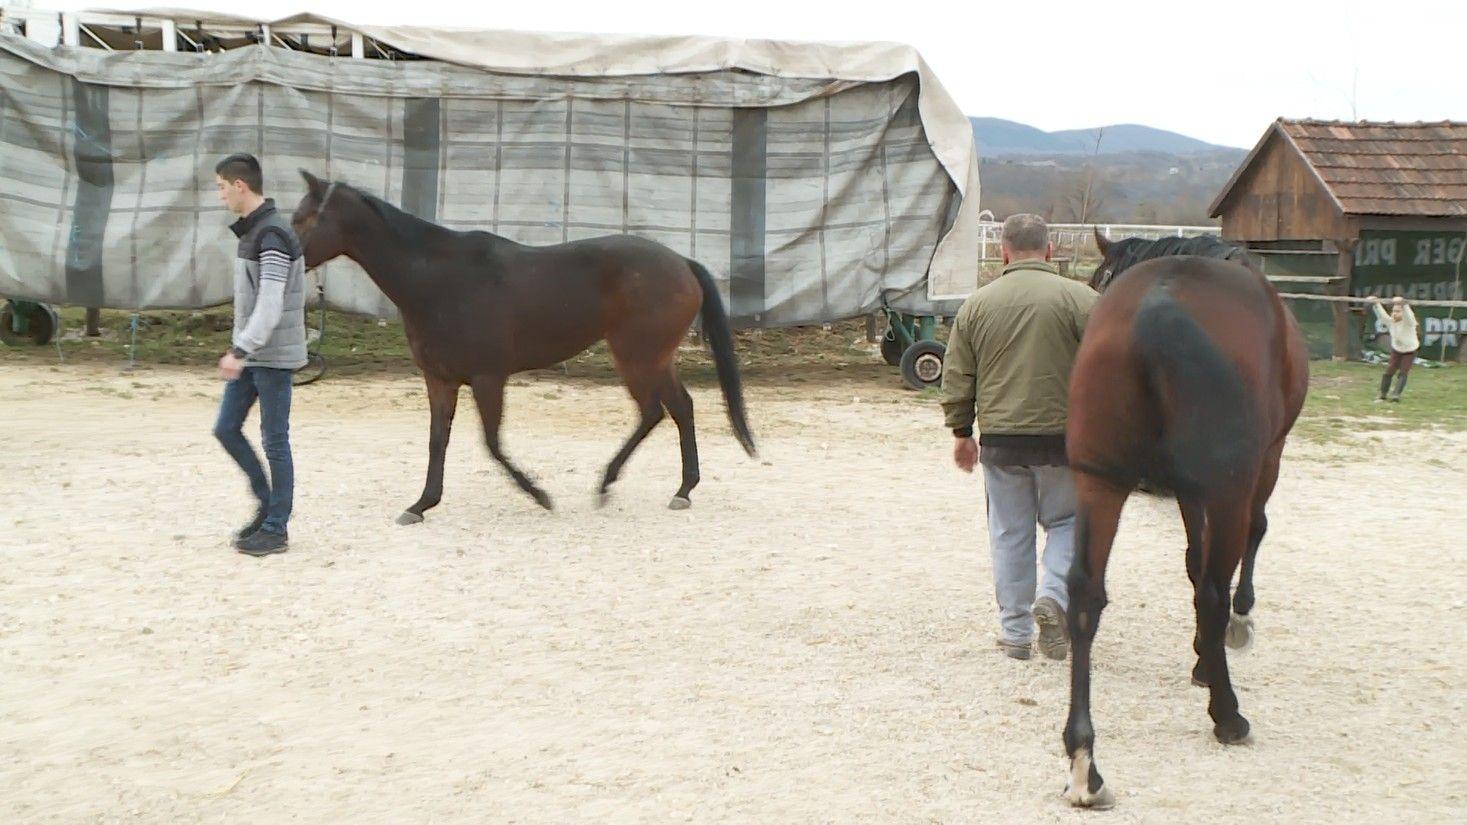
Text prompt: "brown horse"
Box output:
[[289, 171, 756, 522], [1060, 233, 1309, 808]]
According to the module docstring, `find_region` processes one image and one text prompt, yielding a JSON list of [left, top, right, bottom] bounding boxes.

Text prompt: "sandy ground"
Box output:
[[1, 360, 1463, 824]]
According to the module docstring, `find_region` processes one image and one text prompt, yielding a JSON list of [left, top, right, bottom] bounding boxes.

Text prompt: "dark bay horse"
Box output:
[[1060, 232, 1308, 808], [1088, 233, 1255, 293], [289, 171, 756, 522]]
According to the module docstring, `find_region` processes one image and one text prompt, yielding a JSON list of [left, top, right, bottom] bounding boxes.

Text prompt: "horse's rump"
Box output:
[[1071, 257, 1295, 495]]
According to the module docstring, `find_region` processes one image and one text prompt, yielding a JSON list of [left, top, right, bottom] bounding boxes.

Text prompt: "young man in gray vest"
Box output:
[[940, 214, 1098, 660], [212, 154, 308, 557]]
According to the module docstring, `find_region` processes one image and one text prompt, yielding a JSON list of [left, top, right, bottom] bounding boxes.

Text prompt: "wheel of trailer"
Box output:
[[293, 352, 327, 386], [880, 326, 904, 366], [899, 340, 946, 390], [0, 301, 60, 346]]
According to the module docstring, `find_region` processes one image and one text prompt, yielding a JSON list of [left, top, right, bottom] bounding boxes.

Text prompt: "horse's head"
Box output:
[[292, 170, 350, 269], [1088, 229, 1147, 293]]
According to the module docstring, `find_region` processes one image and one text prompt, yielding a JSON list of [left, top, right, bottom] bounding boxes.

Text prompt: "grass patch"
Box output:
[[6, 308, 1460, 444], [0, 307, 898, 385], [1293, 360, 1467, 443]]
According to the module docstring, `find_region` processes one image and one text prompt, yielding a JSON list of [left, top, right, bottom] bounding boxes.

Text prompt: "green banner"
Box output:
[[1353, 230, 1466, 354]]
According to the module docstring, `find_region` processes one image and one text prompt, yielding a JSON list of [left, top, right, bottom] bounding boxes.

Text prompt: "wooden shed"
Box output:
[[1209, 119, 1467, 359]]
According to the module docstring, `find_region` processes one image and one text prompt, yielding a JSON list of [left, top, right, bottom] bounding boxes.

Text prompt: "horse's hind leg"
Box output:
[[470, 372, 553, 511], [1229, 443, 1283, 651], [1180, 495, 1211, 686], [596, 367, 666, 507], [399, 375, 460, 525], [1063, 472, 1126, 809], [1197, 494, 1253, 744], [662, 372, 700, 509]]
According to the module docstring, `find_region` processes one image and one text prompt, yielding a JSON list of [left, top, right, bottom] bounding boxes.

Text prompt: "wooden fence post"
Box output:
[[1332, 248, 1355, 361]]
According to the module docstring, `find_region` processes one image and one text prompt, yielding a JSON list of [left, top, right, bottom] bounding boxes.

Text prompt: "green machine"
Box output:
[[879, 310, 947, 391]]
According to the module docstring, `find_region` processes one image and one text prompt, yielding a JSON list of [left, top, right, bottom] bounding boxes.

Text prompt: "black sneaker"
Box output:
[[236, 529, 288, 556], [234, 508, 267, 542]]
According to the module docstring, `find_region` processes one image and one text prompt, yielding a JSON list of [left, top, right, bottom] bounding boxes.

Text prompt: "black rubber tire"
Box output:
[[0, 302, 59, 346], [880, 327, 904, 366], [899, 340, 947, 390]]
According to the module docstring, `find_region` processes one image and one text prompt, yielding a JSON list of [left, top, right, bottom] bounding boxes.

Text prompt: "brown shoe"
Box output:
[[997, 638, 1032, 660], [1032, 597, 1070, 660]]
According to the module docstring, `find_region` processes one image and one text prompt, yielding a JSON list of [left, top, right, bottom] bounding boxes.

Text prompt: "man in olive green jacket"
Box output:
[[941, 214, 1098, 661]]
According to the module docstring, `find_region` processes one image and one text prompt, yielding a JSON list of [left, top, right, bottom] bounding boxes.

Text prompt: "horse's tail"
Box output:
[[1132, 283, 1259, 496], [686, 258, 757, 457]]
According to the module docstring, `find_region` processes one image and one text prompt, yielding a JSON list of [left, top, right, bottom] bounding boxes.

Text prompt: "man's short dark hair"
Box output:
[[215, 153, 264, 194]]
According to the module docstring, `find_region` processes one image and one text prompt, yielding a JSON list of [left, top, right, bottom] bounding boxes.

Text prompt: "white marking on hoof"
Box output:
[[1225, 612, 1254, 652], [396, 511, 424, 526], [1063, 748, 1115, 809], [668, 496, 692, 511]]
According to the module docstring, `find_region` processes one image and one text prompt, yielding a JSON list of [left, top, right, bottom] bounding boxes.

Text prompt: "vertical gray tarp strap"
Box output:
[[65, 79, 112, 307], [729, 108, 767, 325], [401, 97, 441, 221]]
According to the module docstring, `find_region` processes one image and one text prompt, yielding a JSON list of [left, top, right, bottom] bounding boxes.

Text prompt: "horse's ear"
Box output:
[[1094, 228, 1112, 256], [299, 169, 326, 196]]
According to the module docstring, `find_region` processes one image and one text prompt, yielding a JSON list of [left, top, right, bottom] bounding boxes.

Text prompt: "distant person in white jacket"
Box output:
[[1373, 296, 1420, 402]]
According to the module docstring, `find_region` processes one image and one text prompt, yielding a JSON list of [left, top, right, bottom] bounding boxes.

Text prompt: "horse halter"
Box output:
[[298, 181, 338, 268]]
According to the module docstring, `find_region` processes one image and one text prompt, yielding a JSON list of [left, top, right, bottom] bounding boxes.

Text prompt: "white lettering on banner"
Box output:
[[1359, 283, 1464, 301], [1404, 235, 1467, 267], [1376, 317, 1460, 349], [1356, 238, 1398, 266], [1423, 317, 1461, 349]]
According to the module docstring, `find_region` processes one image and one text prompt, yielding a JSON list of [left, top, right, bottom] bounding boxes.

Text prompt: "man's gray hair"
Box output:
[[1002, 213, 1049, 254]]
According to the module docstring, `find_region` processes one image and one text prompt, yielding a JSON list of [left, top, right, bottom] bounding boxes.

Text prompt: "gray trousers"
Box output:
[[982, 463, 1078, 644]]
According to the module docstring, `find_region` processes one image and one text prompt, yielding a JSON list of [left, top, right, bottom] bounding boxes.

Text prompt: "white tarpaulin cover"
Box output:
[[0, 10, 979, 322]]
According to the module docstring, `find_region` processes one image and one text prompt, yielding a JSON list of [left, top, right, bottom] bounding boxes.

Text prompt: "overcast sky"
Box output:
[[29, 0, 1467, 148]]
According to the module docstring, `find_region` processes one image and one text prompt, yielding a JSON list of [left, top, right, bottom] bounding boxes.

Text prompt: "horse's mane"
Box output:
[[1096, 235, 1254, 290], [340, 183, 452, 246]]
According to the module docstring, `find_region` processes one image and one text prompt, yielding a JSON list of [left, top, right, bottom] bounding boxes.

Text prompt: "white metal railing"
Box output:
[[978, 221, 1221, 262], [3, 7, 376, 59]]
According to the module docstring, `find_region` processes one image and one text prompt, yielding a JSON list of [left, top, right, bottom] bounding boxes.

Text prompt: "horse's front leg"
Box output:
[[398, 375, 460, 525], [470, 372, 553, 511]]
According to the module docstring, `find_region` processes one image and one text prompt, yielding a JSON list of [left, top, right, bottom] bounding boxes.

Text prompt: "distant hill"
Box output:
[[977, 149, 1247, 225], [968, 117, 1248, 224], [970, 117, 1237, 157]]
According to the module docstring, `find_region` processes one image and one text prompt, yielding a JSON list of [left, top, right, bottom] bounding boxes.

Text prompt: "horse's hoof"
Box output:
[[396, 511, 424, 526], [532, 492, 554, 511], [1225, 612, 1255, 651], [596, 492, 611, 509], [1063, 784, 1116, 810], [1062, 780, 1114, 810], [1063, 748, 1115, 809], [668, 496, 692, 511], [1214, 716, 1251, 745]]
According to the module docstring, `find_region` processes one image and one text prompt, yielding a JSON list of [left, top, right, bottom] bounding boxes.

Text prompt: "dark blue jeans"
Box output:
[[214, 367, 293, 534]]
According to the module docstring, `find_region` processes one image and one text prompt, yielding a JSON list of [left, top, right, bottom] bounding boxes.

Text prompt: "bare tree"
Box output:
[[1063, 128, 1109, 223]]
